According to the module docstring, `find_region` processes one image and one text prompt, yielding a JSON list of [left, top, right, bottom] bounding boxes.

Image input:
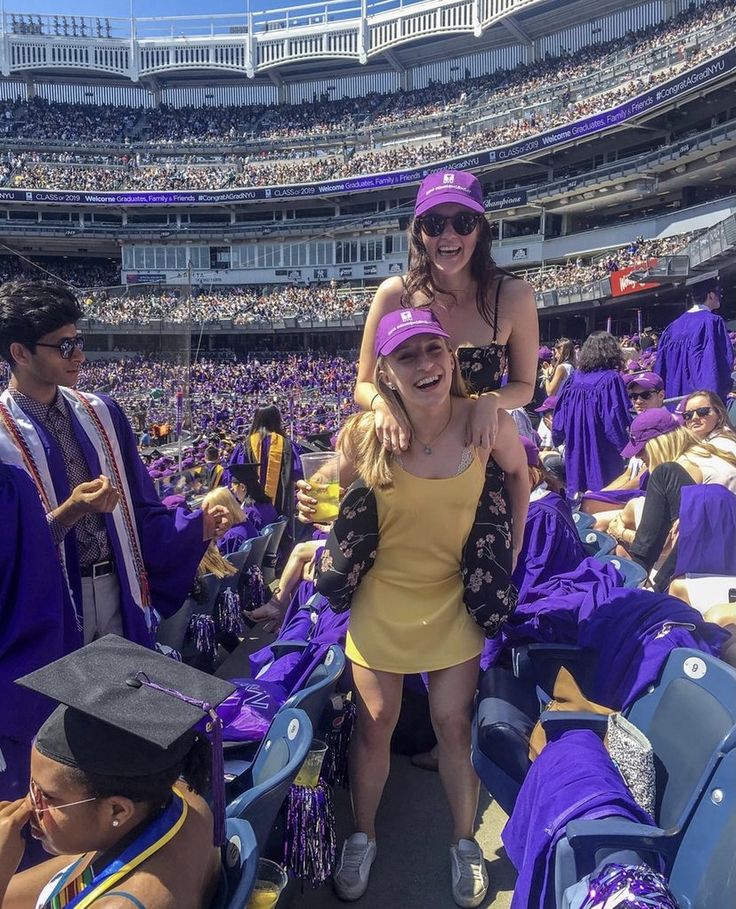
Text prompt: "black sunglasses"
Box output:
[[417, 212, 482, 238], [683, 406, 713, 422], [35, 335, 85, 360], [628, 390, 655, 402]]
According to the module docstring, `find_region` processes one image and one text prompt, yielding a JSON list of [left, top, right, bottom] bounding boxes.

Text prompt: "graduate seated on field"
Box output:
[[0, 637, 234, 909]]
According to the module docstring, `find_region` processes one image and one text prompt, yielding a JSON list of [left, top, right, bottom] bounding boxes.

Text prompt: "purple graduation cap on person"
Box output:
[[17, 635, 235, 846]]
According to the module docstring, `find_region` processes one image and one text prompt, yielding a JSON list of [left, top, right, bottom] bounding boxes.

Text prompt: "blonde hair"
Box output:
[[202, 486, 246, 526], [644, 424, 736, 472], [346, 342, 467, 488], [198, 542, 237, 579]]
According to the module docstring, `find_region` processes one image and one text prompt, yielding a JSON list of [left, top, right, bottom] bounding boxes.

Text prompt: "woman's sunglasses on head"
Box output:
[[35, 335, 85, 360], [417, 212, 482, 238], [683, 406, 713, 422]]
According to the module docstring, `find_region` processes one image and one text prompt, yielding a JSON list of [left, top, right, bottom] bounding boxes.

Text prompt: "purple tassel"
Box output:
[[321, 697, 356, 789], [217, 588, 242, 636], [283, 780, 336, 887], [242, 566, 266, 613], [579, 863, 680, 908], [187, 614, 215, 657], [208, 710, 226, 848]]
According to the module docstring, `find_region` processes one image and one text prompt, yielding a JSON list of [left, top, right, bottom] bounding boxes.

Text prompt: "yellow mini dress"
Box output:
[[345, 453, 485, 674]]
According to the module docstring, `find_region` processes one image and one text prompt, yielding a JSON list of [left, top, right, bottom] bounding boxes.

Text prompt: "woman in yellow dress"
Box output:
[[313, 308, 529, 907]]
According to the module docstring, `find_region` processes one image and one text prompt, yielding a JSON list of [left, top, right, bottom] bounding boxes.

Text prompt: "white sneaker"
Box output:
[[450, 838, 489, 908], [333, 832, 377, 901]]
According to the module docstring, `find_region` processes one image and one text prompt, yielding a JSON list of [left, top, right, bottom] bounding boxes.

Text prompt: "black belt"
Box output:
[[80, 560, 115, 579]]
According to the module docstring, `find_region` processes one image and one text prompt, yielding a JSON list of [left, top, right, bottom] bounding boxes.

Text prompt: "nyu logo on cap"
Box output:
[[374, 309, 451, 357], [414, 169, 485, 217]]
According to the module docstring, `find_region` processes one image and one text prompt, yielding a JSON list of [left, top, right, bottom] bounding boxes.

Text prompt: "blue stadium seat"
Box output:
[[260, 520, 288, 584], [156, 571, 223, 652], [595, 554, 649, 588], [226, 708, 313, 847], [210, 817, 259, 909], [579, 528, 617, 556], [244, 533, 270, 572], [572, 512, 596, 531]]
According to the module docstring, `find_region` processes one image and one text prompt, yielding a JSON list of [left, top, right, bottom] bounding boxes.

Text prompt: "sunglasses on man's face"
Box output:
[[35, 335, 85, 360], [683, 406, 713, 422], [628, 390, 655, 402], [417, 212, 482, 238]]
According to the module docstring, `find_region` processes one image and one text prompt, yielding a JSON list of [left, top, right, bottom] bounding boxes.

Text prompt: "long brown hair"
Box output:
[[682, 390, 736, 441], [341, 344, 467, 488], [402, 214, 514, 333]]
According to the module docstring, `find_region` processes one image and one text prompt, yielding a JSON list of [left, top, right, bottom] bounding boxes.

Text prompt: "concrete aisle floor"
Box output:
[[281, 755, 515, 909]]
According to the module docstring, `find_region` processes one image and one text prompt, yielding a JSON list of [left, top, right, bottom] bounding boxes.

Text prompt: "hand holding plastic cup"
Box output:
[[300, 452, 340, 524]]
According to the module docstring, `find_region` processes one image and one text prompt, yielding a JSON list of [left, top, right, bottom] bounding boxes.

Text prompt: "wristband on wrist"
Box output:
[[370, 393, 381, 411]]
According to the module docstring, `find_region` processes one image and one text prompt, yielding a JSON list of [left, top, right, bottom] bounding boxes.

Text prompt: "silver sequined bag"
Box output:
[[607, 713, 656, 818]]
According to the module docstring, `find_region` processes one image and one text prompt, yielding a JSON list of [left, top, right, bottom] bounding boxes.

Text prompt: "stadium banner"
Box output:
[[609, 259, 660, 297], [2, 49, 733, 209]]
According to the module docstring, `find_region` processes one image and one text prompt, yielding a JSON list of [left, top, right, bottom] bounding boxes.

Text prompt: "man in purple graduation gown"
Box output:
[[0, 281, 230, 650], [655, 278, 734, 401], [0, 463, 80, 802]]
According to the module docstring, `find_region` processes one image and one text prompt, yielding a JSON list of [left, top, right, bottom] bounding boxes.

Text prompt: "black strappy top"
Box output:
[[456, 277, 508, 395]]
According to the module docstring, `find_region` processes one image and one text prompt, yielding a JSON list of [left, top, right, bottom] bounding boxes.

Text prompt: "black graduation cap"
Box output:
[[305, 432, 335, 452], [17, 636, 234, 843]]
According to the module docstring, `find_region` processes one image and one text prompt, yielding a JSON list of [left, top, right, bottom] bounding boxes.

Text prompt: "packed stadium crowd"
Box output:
[[81, 284, 368, 325], [0, 0, 732, 192]]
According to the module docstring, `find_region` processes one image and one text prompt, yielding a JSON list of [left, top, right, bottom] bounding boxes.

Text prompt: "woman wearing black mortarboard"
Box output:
[[0, 637, 234, 909]]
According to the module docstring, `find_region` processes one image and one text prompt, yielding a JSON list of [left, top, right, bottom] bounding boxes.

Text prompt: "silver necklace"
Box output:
[[412, 402, 453, 455]]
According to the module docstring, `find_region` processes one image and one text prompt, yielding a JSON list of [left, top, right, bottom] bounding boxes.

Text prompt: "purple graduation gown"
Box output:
[[512, 492, 587, 603], [217, 519, 258, 556], [482, 558, 622, 670], [552, 370, 632, 495], [577, 587, 730, 710], [503, 728, 654, 909], [14, 393, 208, 646], [0, 464, 81, 801], [674, 484, 736, 577], [655, 309, 734, 401]]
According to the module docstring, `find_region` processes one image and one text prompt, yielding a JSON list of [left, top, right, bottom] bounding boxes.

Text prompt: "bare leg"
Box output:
[[427, 656, 481, 844], [668, 578, 691, 605], [349, 664, 404, 839], [249, 540, 320, 628]]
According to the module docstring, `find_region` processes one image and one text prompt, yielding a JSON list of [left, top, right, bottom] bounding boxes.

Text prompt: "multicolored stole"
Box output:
[[42, 791, 188, 909], [0, 388, 152, 625], [249, 431, 284, 505]]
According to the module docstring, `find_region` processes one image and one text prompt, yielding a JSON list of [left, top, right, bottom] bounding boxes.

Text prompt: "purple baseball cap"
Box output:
[[534, 395, 558, 413], [621, 408, 680, 458], [414, 170, 485, 217], [374, 308, 450, 357], [624, 371, 664, 392]]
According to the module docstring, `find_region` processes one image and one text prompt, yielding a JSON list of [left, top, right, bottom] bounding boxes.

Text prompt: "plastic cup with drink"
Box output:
[[246, 859, 288, 909], [300, 451, 340, 524]]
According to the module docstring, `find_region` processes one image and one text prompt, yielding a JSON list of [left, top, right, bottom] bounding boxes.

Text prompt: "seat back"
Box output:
[[211, 817, 259, 909], [283, 645, 345, 729], [572, 512, 596, 531], [627, 649, 736, 831], [667, 747, 736, 908], [244, 533, 270, 571], [220, 550, 249, 597], [226, 708, 313, 846], [260, 520, 288, 583], [595, 554, 648, 588], [580, 529, 617, 555]]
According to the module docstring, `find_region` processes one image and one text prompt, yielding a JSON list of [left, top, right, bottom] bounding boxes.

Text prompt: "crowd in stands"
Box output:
[[527, 232, 698, 291], [81, 284, 369, 325], [0, 254, 120, 288], [0, 0, 732, 191]]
